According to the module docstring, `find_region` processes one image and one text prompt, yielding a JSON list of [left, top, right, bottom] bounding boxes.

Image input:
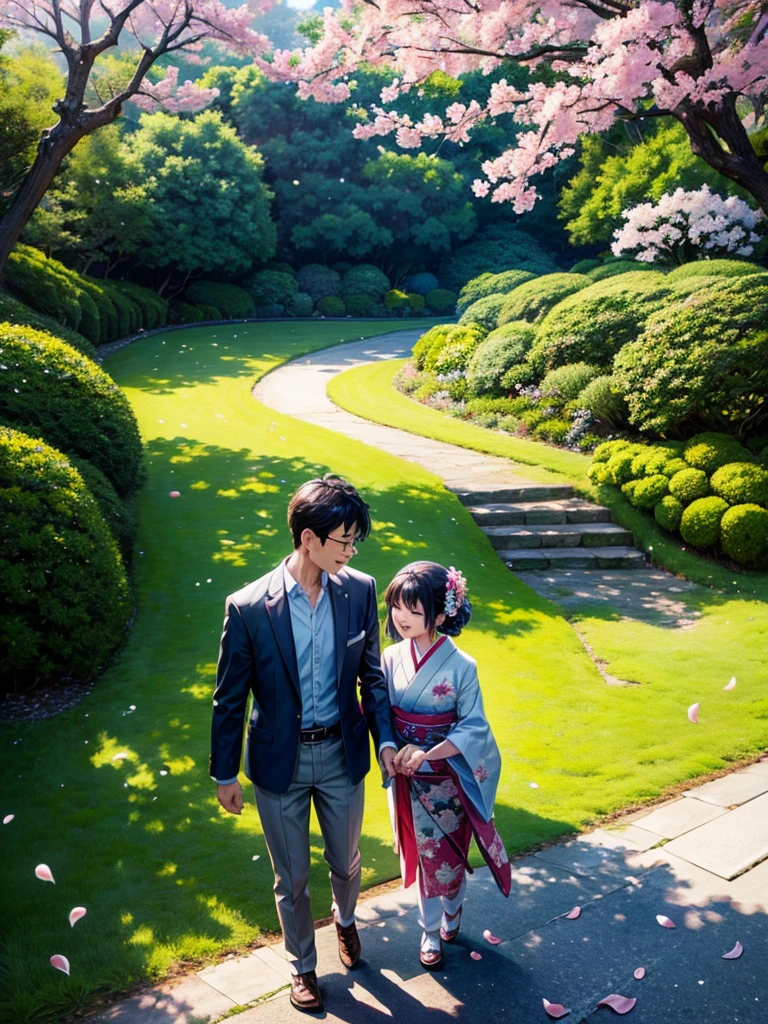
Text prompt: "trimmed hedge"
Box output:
[[5, 245, 84, 331], [683, 432, 752, 473], [289, 291, 314, 317], [586, 260, 659, 282], [109, 281, 168, 331], [710, 462, 768, 505], [438, 226, 557, 292], [402, 272, 439, 296], [185, 281, 254, 319], [680, 496, 729, 548], [456, 269, 535, 315], [0, 427, 130, 693], [576, 375, 628, 431], [296, 264, 341, 302], [498, 273, 591, 326], [720, 504, 768, 567], [169, 301, 206, 324], [413, 323, 454, 371], [247, 269, 297, 307], [431, 323, 486, 375], [0, 290, 96, 358], [655, 495, 684, 532], [459, 293, 509, 331], [425, 288, 457, 315], [666, 259, 767, 283], [539, 362, 600, 402], [466, 324, 534, 397], [669, 468, 709, 503], [317, 296, 346, 316], [70, 456, 137, 565], [340, 264, 390, 299], [0, 323, 143, 496]]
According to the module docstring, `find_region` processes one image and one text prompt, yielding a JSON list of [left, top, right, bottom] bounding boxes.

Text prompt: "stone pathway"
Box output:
[[96, 761, 768, 1024]]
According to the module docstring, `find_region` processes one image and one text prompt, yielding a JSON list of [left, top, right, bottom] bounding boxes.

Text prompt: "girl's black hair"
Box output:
[[384, 560, 472, 641], [287, 475, 371, 549]]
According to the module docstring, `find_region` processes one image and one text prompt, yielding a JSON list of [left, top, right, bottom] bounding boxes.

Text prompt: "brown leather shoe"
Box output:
[[335, 919, 362, 969], [289, 970, 323, 1013]]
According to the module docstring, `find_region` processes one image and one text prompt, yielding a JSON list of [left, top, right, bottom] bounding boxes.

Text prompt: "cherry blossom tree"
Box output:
[[274, 0, 768, 219], [0, 0, 273, 274], [612, 185, 764, 263]]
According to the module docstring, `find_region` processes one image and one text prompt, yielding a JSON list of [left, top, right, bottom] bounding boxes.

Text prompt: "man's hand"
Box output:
[[217, 781, 243, 814], [380, 746, 397, 779]]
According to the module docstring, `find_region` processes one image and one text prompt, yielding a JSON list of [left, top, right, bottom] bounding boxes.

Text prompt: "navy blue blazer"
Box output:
[[209, 562, 394, 794]]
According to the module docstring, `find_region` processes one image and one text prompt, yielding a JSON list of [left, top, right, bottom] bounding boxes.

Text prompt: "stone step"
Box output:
[[468, 498, 612, 527], [454, 484, 574, 506], [482, 522, 634, 550], [500, 546, 647, 570]]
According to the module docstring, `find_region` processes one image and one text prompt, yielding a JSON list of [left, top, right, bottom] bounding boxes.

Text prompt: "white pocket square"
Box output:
[[346, 630, 366, 647]]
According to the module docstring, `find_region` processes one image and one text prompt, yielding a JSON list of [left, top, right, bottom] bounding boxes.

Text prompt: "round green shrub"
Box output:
[[710, 462, 768, 505], [459, 293, 509, 331], [425, 288, 457, 315], [629, 474, 669, 510], [575, 375, 628, 430], [0, 290, 96, 358], [168, 301, 205, 324], [0, 323, 142, 496], [403, 272, 439, 296], [530, 271, 672, 372], [466, 324, 535, 397], [341, 264, 390, 299], [457, 269, 535, 314], [0, 427, 130, 692], [720, 504, 768, 567], [592, 439, 633, 463], [195, 304, 222, 320], [438, 226, 557, 292], [669, 468, 710, 503], [630, 449, 656, 478], [433, 324, 486, 375], [296, 264, 342, 302], [407, 293, 425, 315], [413, 323, 454, 370], [385, 289, 409, 312], [288, 291, 314, 317], [607, 449, 643, 485], [341, 294, 375, 317], [185, 281, 254, 319], [5, 245, 83, 330], [500, 361, 537, 391], [71, 456, 137, 565], [570, 259, 602, 274], [661, 457, 689, 478], [246, 269, 297, 307], [655, 495, 684, 532], [540, 362, 600, 402], [317, 296, 346, 316], [683, 432, 752, 473], [666, 259, 767, 283], [253, 303, 285, 318], [498, 273, 591, 326], [680, 496, 730, 548], [643, 449, 678, 476], [587, 260, 659, 282], [110, 281, 168, 331], [533, 418, 572, 444], [587, 462, 611, 484]]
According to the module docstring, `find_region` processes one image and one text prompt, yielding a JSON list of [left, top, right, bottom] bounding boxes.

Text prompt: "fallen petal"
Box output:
[[35, 864, 55, 884], [656, 914, 675, 928], [597, 994, 637, 1014], [722, 941, 743, 960], [169, 491, 181, 498], [565, 906, 581, 920], [69, 907, 87, 928], [111, 752, 129, 761], [50, 955, 70, 976], [724, 677, 736, 691], [482, 929, 503, 945], [529, 782, 539, 789], [633, 967, 646, 980], [543, 998, 571, 1019], [687, 702, 699, 724], [3, 814, 13, 824], [470, 951, 482, 960]]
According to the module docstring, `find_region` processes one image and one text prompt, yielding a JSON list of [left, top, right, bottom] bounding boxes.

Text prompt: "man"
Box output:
[[210, 475, 396, 1014]]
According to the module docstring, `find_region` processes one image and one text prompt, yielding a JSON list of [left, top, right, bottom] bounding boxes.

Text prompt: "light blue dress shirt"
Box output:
[[283, 562, 339, 729]]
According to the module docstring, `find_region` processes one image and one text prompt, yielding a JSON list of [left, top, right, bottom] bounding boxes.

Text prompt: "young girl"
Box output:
[[381, 561, 510, 969]]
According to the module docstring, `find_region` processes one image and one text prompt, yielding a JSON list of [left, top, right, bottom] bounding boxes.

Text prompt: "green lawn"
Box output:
[[2, 320, 767, 1023]]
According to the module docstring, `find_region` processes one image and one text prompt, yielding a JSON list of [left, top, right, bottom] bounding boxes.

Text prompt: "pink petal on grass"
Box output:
[[722, 941, 743, 960], [565, 906, 581, 920], [687, 702, 700, 724], [35, 864, 55, 884], [633, 967, 646, 980], [656, 914, 675, 928], [470, 951, 483, 961], [3, 814, 13, 824], [50, 955, 70, 976], [597, 994, 637, 1014], [169, 491, 181, 498], [69, 907, 87, 928], [482, 929, 503, 945], [111, 752, 129, 761], [724, 677, 736, 691], [543, 998, 571, 1019]]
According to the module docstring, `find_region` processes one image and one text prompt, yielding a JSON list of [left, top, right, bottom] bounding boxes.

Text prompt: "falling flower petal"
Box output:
[[470, 951, 482, 960], [252, 855, 260, 861], [722, 941, 743, 960], [724, 677, 736, 691], [597, 994, 637, 1014], [159, 770, 168, 776], [112, 752, 129, 761], [3, 814, 13, 824], [687, 703, 699, 724], [633, 967, 646, 980], [565, 906, 581, 920], [69, 907, 87, 928], [50, 955, 70, 975], [529, 782, 539, 789], [35, 864, 55, 884], [543, 998, 571, 1019], [169, 491, 181, 498], [656, 914, 675, 928], [482, 929, 502, 945]]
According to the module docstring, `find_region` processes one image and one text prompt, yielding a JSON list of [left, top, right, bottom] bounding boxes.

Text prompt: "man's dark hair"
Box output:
[[287, 475, 372, 549]]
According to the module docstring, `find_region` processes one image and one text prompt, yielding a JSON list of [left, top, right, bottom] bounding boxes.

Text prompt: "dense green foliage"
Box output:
[[0, 289, 95, 357], [457, 269, 535, 314], [341, 264, 390, 299], [466, 324, 534, 397], [0, 427, 130, 692], [720, 504, 768, 567], [459, 292, 509, 330], [425, 288, 457, 314], [540, 362, 600, 401], [296, 264, 342, 301], [0, 323, 143, 495], [498, 273, 591, 325], [185, 281, 255, 319], [438, 226, 558, 292]]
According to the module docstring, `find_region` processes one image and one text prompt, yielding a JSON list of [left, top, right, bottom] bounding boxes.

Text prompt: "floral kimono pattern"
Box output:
[[383, 637, 511, 901]]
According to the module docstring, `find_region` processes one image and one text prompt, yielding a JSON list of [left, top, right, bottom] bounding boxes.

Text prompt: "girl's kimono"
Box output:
[[382, 635, 511, 901]]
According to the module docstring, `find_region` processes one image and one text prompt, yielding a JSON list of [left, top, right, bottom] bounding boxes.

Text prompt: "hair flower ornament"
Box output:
[[445, 566, 468, 617]]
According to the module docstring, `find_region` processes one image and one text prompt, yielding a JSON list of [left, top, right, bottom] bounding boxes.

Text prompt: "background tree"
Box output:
[[0, 0, 273, 274]]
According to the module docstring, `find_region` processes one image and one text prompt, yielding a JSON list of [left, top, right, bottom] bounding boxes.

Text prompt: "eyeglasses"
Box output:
[[324, 535, 359, 553]]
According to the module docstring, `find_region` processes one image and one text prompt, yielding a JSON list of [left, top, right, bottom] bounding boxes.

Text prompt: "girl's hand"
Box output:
[[395, 744, 427, 774]]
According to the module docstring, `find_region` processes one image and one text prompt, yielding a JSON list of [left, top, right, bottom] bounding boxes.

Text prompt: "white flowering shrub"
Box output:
[[612, 186, 763, 265]]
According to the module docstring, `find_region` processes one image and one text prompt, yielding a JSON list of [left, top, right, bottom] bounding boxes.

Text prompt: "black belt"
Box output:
[[300, 722, 341, 743]]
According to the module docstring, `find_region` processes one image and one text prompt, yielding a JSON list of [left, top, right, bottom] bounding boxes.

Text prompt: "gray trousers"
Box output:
[[253, 734, 364, 974]]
